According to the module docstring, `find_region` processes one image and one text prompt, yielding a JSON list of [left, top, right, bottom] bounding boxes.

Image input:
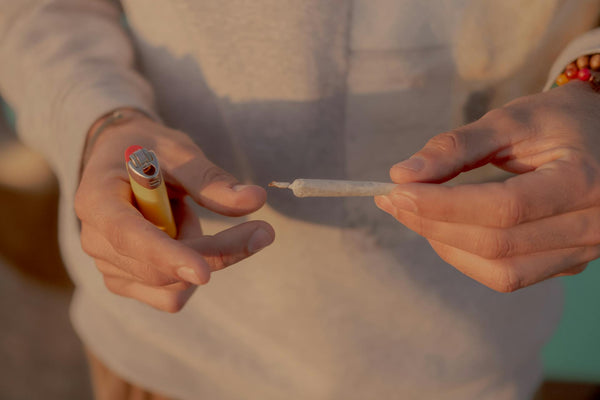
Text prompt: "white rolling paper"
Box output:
[[269, 179, 397, 197]]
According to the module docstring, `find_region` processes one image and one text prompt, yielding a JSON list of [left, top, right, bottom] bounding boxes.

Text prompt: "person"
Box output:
[[1, 0, 599, 399]]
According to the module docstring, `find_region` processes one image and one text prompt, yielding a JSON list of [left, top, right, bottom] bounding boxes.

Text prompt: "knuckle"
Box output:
[[103, 277, 122, 295], [106, 220, 129, 255], [428, 239, 447, 259], [200, 164, 233, 185], [207, 248, 228, 272], [74, 186, 90, 220], [80, 240, 93, 257], [477, 231, 513, 259], [485, 106, 537, 139], [497, 192, 524, 228], [162, 293, 189, 313], [93, 261, 112, 276], [79, 229, 97, 257], [201, 236, 234, 272], [483, 107, 524, 131], [427, 131, 464, 155], [483, 107, 511, 123], [492, 265, 523, 293], [75, 183, 107, 222]]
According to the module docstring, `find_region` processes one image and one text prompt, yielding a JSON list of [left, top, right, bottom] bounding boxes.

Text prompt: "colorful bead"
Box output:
[[577, 55, 590, 69], [578, 68, 591, 81], [556, 73, 569, 86], [590, 54, 600, 71], [551, 54, 600, 90], [565, 65, 579, 79]]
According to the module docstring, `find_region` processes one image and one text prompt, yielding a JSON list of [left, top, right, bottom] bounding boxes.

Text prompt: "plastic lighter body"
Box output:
[[125, 146, 177, 238]]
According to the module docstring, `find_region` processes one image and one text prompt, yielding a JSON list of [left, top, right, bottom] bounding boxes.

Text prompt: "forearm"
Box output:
[[0, 0, 157, 197]]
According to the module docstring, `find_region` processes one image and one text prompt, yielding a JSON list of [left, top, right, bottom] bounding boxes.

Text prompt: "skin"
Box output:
[[77, 78, 599, 308], [375, 81, 600, 293], [75, 112, 275, 312]]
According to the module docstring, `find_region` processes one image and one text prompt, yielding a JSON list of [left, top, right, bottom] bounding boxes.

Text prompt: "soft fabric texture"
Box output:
[[86, 348, 174, 400], [1, 0, 599, 398]]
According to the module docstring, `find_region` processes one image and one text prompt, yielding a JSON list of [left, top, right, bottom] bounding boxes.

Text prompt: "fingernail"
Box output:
[[393, 157, 425, 172], [390, 192, 418, 213], [232, 184, 252, 192], [176, 267, 203, 285], [375, 196, 396, 215], [248, 229, 273, 253]]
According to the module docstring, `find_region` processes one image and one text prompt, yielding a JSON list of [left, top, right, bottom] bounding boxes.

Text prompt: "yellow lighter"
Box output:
[[125, 145, 177, 238]]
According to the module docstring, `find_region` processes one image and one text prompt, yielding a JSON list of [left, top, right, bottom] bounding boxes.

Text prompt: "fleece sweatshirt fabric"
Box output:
[[1, 1, 600, 399]]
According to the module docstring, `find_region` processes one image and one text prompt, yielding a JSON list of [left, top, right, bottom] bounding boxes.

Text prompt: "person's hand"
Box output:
[[75, 111, 275, 312], [375, 81, 600, 292]]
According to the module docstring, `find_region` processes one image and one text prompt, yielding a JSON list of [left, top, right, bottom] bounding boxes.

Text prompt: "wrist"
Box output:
[[81, 108, 152, 169]]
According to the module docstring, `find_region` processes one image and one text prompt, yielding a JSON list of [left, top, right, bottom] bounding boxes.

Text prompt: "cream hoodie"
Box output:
[[1, 1, 600, 399]]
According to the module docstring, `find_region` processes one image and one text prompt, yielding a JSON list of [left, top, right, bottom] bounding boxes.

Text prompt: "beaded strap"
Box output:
[[552, 54, 600, 91]]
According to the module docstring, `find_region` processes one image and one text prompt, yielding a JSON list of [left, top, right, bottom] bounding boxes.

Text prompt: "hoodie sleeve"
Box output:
[[0, 0, 158, 201]]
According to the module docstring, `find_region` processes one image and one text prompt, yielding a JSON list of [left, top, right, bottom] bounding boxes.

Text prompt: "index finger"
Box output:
[[384, 159, 597, 228], [158, 146, 266, 217], [390, 107, 528, 184]]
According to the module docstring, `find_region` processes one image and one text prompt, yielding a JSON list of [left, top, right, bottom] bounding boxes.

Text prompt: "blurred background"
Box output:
[[0, 97, 599, 399], [0, 100, 93, 399]]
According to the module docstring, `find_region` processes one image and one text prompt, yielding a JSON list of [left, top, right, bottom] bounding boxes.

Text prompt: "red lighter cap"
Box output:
[[125, 145, 143, 161]]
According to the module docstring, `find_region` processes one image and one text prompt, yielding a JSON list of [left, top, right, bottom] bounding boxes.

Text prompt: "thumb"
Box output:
[[161, 148, 266, 217], [390, 117, 510, 184]]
